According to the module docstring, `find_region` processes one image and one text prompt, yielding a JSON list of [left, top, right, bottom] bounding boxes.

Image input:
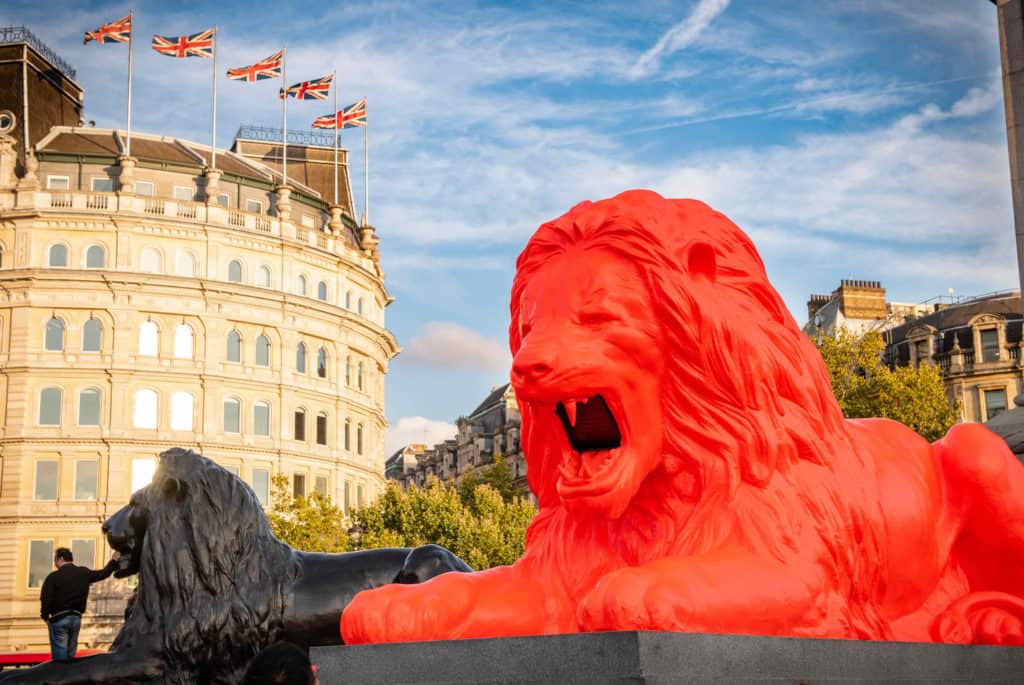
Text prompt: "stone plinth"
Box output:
[[311, 631, 1024, 684]]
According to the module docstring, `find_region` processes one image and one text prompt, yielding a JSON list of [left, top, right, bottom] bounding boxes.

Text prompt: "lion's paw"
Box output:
[[341, 582, 468, 644], [578, 566, 685, 632]]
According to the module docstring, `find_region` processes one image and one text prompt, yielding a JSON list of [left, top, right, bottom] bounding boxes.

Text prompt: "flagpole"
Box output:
[[282, 47, 288, 187], [333, 70, 338, 206], [363, 97, 368, 226], [126, 9, 134, 157], [211, 25, 217, 169]]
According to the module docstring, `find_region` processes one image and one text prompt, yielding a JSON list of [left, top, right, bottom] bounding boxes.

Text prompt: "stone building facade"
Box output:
[[0, 31, 395, 654], [386, 383, 527, 492]]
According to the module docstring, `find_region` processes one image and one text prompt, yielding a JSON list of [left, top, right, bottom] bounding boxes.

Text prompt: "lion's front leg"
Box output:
[[578, 551, 824, 636], [342, 560, 575, 643]]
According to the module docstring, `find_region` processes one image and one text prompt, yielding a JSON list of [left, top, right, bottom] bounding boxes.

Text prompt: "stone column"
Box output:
[[204, 168, 222, 203], [117, 155, 137, 193], [996, 0, 1024, 314], [275, 185, 292, 220], [328, 205, 345, 235], [0, 135, 17, 190], [15, 146, 39, 208]]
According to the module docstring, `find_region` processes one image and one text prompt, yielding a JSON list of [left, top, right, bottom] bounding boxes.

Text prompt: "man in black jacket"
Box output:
[[39, 547, 120, 661]]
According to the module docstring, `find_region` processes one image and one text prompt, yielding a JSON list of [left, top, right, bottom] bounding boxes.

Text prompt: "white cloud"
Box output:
[[400, 322, 511, 372], [385, 416, 456, 456], [631, 0, 731, 78]]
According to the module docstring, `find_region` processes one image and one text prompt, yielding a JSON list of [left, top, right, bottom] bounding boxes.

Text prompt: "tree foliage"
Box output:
[[266, 460, 537, 569], [814, 327, 958, 441]]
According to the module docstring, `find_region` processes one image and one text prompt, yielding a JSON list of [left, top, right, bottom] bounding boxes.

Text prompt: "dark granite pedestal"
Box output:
[[311, 631, 1024, 684]]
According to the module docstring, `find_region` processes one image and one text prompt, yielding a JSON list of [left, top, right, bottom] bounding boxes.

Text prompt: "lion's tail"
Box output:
[[932, 591, 1024, 645]]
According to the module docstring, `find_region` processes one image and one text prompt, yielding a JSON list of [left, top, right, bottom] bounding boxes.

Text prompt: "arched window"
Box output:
[[316, 412, 328, 445], [344, 420, 351, 451], [345, 355, 351, 386], [256, 335, 270, 367], [317, 281, 328, 301], [357, 423, 364, 455], [357, 361, 364, 390], [345, 290, 352, 309], [227, 330, 241, 363], [297, 274, 307, 296], [254, 401, 271, 436], [296, 342, 306, 374], [133, 389, 158, 429], [140, 247, 162, 273], [45, 317, 64, 351], [85, 245, 105, 268], [223, 398, 241, 434], [173, 324, 193, 359], [175, 251, 196, 277], [82, 318, 102, 352], [138, 321, 158, 356], [358, 298, 364, 315], [78, 388, 101, 426], [294, 408, 306, 441], [317, 347, 327, 378], [48, 244, 68, 267], [228, 259, 243, 283], [171, 391, 194, 431], [257, 265, 271, 288], [39, 387, 62, 425]]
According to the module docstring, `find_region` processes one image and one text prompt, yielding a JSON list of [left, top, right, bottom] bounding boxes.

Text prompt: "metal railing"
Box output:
[[0, 26, 77, 81], [235, 124, 337, 148]]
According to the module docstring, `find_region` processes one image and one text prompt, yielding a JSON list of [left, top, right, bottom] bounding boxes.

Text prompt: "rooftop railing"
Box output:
[[0, 26, 76, 81]]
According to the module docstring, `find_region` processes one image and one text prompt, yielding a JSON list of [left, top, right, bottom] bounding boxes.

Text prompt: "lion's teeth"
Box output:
[[564, 400, 578, 428]]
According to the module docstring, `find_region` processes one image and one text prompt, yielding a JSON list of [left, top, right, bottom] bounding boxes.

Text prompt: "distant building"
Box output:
[[0, 27, 394, 654], [388, 384, 527, 492], [804, 279, 934, 336], [884, 291, 1023, 423]]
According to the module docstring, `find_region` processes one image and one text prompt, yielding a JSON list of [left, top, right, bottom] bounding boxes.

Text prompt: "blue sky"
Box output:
[[3, 0, 1014, 454]]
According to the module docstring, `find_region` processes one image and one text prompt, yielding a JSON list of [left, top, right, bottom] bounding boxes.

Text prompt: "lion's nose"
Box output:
[[511, 354, 553, 387]]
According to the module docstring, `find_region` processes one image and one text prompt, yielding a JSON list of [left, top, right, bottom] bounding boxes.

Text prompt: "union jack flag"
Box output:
[[84, 14, 132, 44], [227, 50, 284, 82], [152, 29, 214, 58], [279, 73, 334, 101], [312, 98, 367, 129]]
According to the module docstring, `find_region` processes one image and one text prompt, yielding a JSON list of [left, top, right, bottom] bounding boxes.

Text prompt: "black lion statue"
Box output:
[[0, 448, 470, 684]]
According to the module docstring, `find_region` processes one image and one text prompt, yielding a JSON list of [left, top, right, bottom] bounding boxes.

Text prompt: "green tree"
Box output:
[[814, 327, 958, 441], [266, 474, 351, 553], [457, 454, 522, 504]]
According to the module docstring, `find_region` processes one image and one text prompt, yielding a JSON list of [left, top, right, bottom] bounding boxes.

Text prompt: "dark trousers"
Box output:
[[48, 613, 81, 661]]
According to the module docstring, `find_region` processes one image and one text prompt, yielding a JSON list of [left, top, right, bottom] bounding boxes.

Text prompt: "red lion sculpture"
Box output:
[[343, 189, 1024, 645]]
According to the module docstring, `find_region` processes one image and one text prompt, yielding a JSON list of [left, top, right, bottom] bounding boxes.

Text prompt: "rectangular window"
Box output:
[[79, 390, 101, 426], [47, 175, 70, 190], [315, 475, 328, 496], [254, 403, 270, 436], [131, 458, 156, 493], [134, 181, 155, 196], [344, 481, 351, 512], [28, 540, 54, 588], [224, 464, 240, 477], [74, 460, 98, 500], [981, 329, 1000, 363], [246, 199, 263, 213], [986, 388, 1008, 420], [316, 414, 328, 445], [294, 411, 306, 441], [216, 194, 230, 208], [35, 460, 59, 501], [91, 177, 114, 192], [914, 340, 929, 367], [224, 400, 240, 433], [293, 474, 306, 499], [357, 484, 364, 508], [71, 539, 95, 570], [173, 186, 194, 201], [253, 468, 270, 506]]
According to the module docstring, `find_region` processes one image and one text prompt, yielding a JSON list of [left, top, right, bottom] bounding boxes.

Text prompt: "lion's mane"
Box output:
[[509, 190, 888, 638], [113, 448, 296, 684]]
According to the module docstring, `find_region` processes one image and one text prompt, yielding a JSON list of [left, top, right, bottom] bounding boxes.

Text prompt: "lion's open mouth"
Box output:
[[555, 395, 622, 452]]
